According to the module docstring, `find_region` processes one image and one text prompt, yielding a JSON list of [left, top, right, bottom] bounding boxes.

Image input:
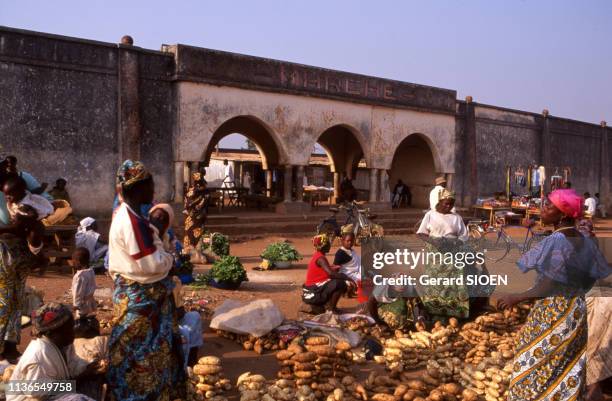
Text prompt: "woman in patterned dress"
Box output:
[[107, 160, 185, 401], [0, 204, 42, 362], [183, 172, 208, 249], [416, 189, 491, 320], [498, 189, 611, 401]]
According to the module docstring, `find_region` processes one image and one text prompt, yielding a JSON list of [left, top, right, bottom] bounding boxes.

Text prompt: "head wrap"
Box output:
[[548, 189, 583, 219], [78, 217, 96, 234], [439, 189, 455, 201], [149, 203, 175, 227], [312, 233, 331, 251], [32, 302, 72, 336], [116, 160, 150, 188], [341, 224, 354, 235]]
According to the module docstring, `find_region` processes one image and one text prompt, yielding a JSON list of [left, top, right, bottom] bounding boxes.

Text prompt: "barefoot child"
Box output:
[[71, 247, 99, 338]]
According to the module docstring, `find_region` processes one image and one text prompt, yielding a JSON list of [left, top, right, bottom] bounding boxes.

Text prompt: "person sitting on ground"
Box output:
[[595, 192, 607, 218], [48, 178, 71, 204], [332, 231, 361, 296], [417, 189, 493, 320], [392, 179, 411, 208], [71, 247, 99, 339], [7, 302, 103, 401], [3, 176, 53, 222], [301, 234, 349, 314], [4, 156, 53, 201], [75, 217, 108, 272], [367, 282, 425, 330], [148, 203, 202, 368]]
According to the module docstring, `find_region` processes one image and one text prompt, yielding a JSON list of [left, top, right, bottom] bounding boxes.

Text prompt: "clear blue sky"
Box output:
[[2, 0, 611, 149]]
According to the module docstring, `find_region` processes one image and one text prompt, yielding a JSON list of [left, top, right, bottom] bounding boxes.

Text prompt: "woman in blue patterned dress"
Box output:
[[107, 160, 185, 401], [497, 189, 611, 401]]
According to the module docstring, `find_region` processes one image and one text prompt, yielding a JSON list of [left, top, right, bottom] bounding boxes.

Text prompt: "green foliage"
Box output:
[[260, 242, 301, 262], [208, 255, 248, 283], [200, 232, 230, 257], [190, 273, 210, 289]]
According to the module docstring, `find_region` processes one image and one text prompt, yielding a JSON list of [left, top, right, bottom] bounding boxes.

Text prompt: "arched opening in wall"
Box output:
[[307, 125, 367, 207], [197, 116, 282, 212], [389, 134, 437, 209]]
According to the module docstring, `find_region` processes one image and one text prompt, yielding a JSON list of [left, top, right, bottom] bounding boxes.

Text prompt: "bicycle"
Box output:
[[316, 201, 384, 245], [469, 216, 550, 262]]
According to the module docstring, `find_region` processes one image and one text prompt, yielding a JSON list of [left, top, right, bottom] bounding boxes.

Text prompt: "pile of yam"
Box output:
[[458, 360, 513, 401], [187, 356, 231, 401], [381, 318, 467, 372], [216, 329, 286, 354]]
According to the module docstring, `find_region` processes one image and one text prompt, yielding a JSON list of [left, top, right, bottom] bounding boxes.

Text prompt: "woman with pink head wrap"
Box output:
[[497, 189, 611, 400]]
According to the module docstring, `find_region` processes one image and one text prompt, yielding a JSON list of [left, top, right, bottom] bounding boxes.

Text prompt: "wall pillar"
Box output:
[[369, 168, 378, 203], [117, 36, 141, 161], [265, 170, 273, 197], [540, 109, 552, 194], [464, 96, 478, 205], [174, 162, 184, 204], [296, 165, 305, 202], [283, 165, 293, 202], [378, 169, 389, 202], [446, 173, 454, 191], [333, 172, 340, 203], [275, 165, 311, 214], [600, 121, 610, 208]]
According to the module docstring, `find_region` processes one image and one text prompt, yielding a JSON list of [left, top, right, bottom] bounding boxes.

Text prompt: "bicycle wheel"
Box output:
[[479, 230, 511, 262], [524, 231, 547, 253]]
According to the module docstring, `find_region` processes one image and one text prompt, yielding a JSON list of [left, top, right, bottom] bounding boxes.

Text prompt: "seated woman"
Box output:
[[417, 189, 492, 321], [8, 302, 102, 401], [367, 282, 425, 330], [75, 218, 108, 272], [301, 234, 349, 314]]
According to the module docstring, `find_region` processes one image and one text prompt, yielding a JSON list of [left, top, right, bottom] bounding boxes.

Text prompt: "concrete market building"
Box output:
[[1, 26, 609, 215]]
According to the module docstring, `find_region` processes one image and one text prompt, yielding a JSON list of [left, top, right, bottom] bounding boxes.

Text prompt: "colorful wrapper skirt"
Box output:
[[107, 275, 186, 401], [420, 241, 471, 319], [0, 236, 33, 351], [508, 296, 587, 401]]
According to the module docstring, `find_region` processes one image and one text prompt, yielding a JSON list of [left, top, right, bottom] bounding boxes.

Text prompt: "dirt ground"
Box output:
[[20, 222, 612, 399]]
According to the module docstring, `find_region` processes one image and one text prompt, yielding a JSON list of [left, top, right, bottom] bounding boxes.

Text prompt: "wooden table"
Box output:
[[43, 224, 77, 266], [471, 205, 511, 226], [210, 187, 249, 208], [304, 188, 333, 207]]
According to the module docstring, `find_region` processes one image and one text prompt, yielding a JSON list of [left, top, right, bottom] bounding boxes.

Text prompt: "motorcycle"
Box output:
[[316, 201, 384, 245]]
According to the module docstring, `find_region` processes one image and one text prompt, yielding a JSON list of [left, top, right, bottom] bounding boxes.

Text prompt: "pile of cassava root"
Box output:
[[186, 356, 231, 401], [237, 373, 367, 401], [215, 329, 287, 354]]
